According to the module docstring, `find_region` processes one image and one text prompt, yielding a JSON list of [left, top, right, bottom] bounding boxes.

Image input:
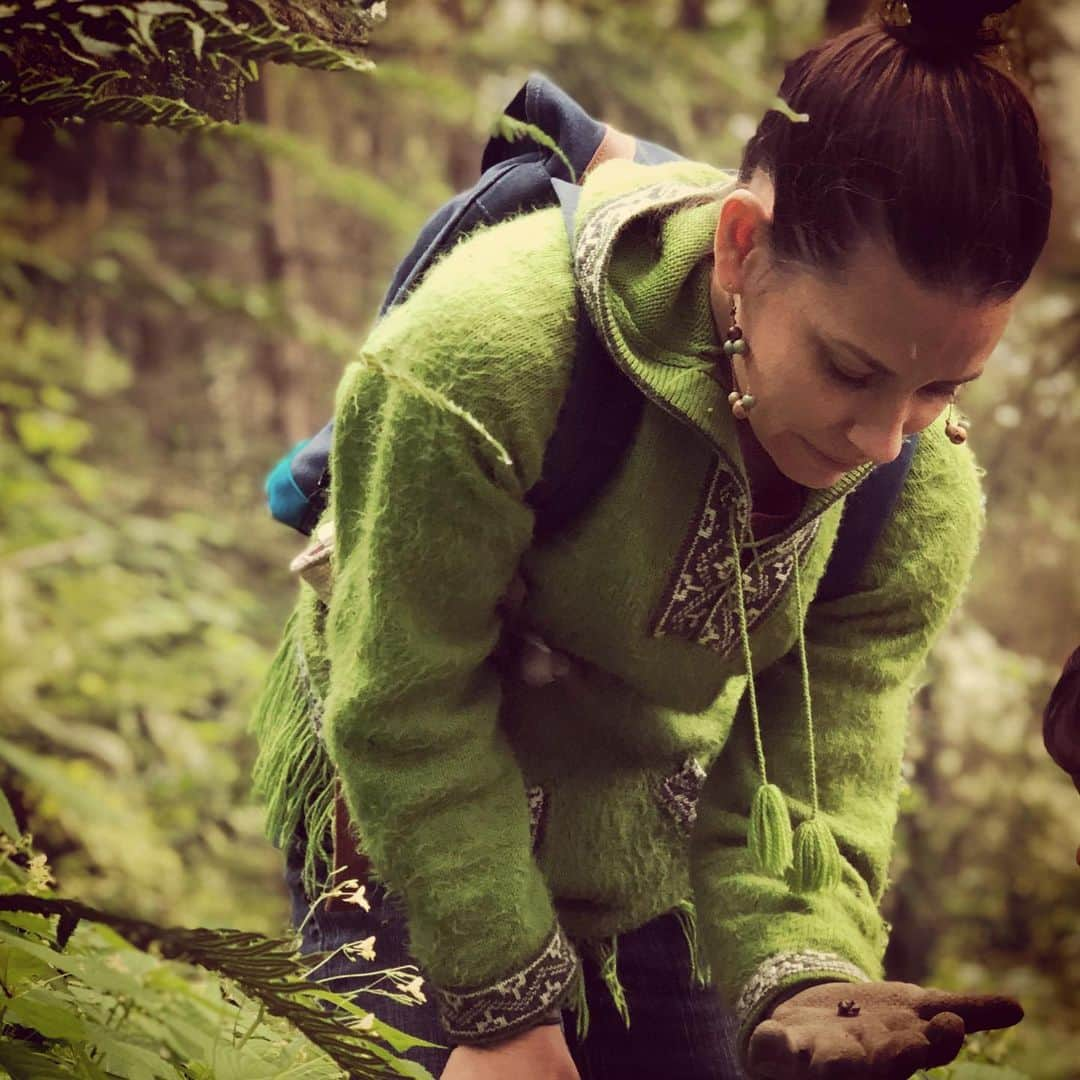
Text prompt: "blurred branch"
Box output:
[[0, 0, 386, 128]]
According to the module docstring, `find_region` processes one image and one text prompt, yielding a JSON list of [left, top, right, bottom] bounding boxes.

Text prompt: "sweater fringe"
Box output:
[[250, 606, 336, 899], [566, 960, 590, 1041], [563, 899, 711, 1042], [672, 897, 713, 988], [595, 937, 630, 1029]]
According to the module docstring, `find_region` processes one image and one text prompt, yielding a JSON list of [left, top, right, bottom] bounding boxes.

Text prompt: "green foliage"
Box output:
[[15, 77, 230, 129], [0, 0, 385, 128], [490, 113, 577, 182], [890, 623, 1080, 1079], [0, 827, 435, 1078]]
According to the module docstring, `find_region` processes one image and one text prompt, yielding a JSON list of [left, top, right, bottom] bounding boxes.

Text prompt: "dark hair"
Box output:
[[1044, 646, 1080, 794], [739, 0, 1052, 303]]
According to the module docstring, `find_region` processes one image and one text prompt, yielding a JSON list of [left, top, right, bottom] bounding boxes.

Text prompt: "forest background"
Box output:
[[1, 0, 1078, 1077]]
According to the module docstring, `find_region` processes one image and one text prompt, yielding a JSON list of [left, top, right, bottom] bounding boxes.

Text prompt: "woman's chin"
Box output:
[[776, 437, 856, 489]]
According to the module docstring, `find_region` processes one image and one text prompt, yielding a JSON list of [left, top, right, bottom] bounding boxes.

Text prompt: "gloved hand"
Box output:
[[747, 980, 1023, 1080]]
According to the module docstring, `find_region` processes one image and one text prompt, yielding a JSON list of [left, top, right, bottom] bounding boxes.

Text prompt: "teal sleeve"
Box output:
[[689, 426, 985, 1067]]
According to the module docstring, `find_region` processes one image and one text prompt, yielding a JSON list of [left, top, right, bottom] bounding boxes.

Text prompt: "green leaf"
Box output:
[[85, 1021, 177, 1080], [770, 95, 810, 123], [0, 784, 19, 838], [133, 11, 163, 54], [68, 23, 124, 58], [13, 409, 93, 456], [490, 114, 576, 182], [0, 1043, 84, 1079], [135, 1, 191, 13], [948, 1066, 1030, 1080], [188, 18, 206, 61], [4, 987, 88, 1041]]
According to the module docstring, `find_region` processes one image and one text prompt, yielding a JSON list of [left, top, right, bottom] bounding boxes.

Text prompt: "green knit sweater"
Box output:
[[251, 159, 984, 1062]]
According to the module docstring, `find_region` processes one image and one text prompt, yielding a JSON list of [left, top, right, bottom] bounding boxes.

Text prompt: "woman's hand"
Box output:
[[747, 980, 1023, 1079], [494, 574, 576, 688], [439, 1023, 580, 1080]]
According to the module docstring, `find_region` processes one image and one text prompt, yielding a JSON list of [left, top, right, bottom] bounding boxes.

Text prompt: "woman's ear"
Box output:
[[713, 189, 771, 294]]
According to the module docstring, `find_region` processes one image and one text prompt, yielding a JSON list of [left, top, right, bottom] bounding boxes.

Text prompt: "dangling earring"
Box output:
[[723, 295, 756, 421], [944, 391, 970, 445]]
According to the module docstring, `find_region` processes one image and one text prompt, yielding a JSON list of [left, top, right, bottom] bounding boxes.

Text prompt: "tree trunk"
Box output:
[[245, 67, 313, 446], [679, 0, 707, 31]]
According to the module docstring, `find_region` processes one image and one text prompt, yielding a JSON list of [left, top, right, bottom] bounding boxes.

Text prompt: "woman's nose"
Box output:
[[846, 402, 910, 466]]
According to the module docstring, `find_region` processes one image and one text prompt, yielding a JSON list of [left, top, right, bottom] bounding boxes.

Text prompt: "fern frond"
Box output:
[[0, 894, 421, 1079]]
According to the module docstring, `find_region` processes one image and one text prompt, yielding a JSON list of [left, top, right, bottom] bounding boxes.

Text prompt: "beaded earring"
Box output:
[[944, 392, 970, 445], [723, 295, 756, 420]]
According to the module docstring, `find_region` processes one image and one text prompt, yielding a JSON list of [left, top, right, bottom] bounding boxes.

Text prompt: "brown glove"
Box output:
[[747, 980, 1023, 1080]]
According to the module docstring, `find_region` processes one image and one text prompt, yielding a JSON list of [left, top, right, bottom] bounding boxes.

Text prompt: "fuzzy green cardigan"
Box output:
[[252, 159, 984, 1063]]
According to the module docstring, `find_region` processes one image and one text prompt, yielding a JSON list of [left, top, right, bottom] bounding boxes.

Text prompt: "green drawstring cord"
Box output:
[[788, 548, 843, 892], [729, 508, 793, 877], [728, 506, 842, 893]]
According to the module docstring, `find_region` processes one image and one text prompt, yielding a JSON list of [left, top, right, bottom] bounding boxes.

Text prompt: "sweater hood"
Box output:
[[572, 158, 874, 520], [573, 159, 743, 478]]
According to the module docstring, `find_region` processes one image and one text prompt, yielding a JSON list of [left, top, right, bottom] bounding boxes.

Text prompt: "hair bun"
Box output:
[[888, 0, 1020, 61]]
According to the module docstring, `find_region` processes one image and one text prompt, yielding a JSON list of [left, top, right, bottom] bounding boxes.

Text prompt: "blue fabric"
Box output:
[[264, 439, 312, 530], [816, 433, 919, 602], [284, 833, 747, 1079]]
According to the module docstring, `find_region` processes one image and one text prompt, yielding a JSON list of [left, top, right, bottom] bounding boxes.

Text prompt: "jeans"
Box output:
[[284, 834, 747, 1079]]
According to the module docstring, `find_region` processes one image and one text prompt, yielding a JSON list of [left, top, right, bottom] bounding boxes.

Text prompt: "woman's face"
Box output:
[[713, 181, 1014, 490]]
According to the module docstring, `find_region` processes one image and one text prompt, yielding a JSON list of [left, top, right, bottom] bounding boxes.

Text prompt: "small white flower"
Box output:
[[341, 884, 370, 911], [400, 974, 426, 1003], [342, 935, 377, 962]]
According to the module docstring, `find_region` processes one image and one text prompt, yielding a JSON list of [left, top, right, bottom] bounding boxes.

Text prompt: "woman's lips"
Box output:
[[805, 438, 863, 470]]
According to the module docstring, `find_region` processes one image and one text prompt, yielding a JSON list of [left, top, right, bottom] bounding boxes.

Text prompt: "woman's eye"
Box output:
[[923, 384, 960, 399], [827, 363, 871, 388]]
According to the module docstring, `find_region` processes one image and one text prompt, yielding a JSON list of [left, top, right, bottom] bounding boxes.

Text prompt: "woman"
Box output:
[[252, 1, 1053, 1077]]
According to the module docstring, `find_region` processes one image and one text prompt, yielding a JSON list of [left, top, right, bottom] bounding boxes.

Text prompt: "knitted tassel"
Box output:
[[671, 898, 713, 988], [250, 606, 337, 899], [748, 782, 794, 878], [786, 552, 842, 894], [788, 816, 843, 894]]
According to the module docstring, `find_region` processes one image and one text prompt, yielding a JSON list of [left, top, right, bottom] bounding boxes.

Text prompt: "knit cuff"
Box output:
[[734, 950, 872, 1068], [433, 923, 580, 1045]]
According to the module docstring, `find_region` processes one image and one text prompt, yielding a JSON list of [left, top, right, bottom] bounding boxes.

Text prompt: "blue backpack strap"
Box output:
[[815, 434, 920, 603], [527, 181, 646, 542]]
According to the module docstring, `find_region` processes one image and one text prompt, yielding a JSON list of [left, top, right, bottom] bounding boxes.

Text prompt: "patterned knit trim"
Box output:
[[734, 950, 872, 1064], [651, 457, 822, 656], [574, 178, 723, 358], [435, 924, 580, 1044], [526, 785, 549, 854], [657, 756, 707, 836]]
